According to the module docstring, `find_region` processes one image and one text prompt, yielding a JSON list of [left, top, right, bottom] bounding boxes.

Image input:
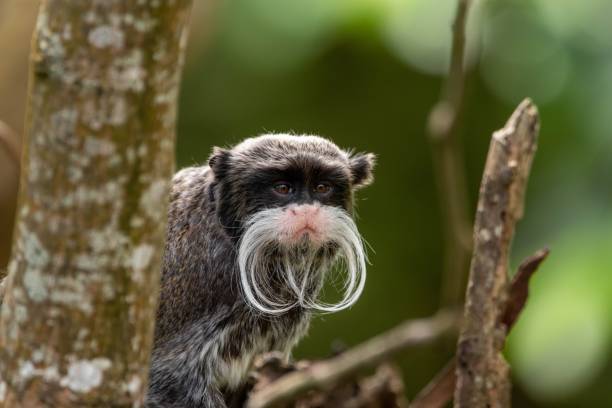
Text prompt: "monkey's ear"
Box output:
[[208, 147, 232, 178], [349, 152, 376, 189]]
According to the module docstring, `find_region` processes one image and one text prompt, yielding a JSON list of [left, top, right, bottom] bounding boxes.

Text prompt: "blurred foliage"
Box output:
[[177, 0, 611, 406]]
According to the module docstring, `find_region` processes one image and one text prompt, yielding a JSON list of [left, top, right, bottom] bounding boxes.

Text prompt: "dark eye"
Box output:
[[314, 182, 332, 195], [273, 182, 293, 196]]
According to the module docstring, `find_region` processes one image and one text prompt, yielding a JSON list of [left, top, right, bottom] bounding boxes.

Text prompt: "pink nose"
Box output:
[[289, 204, 320, 216]]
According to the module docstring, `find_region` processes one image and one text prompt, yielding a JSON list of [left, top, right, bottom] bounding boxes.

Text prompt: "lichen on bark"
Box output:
[[0, 1, 193, 406]]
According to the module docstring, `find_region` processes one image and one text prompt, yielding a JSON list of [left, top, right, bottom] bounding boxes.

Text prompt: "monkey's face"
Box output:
[[209, 134, 375, 315]]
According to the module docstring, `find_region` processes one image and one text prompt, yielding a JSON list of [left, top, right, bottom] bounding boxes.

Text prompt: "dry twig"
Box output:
[[339, 364, 408, 408], [246, 311, 459, 408], [242, 357, 408, 408], [426, 0, 474, 308], [454, 99, 540, 408], [410, 248, 549, 408]]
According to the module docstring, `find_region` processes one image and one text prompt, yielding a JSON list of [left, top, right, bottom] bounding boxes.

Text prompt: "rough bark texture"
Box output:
[[0, 1, 193, 406], [454, 99, 540, 408]]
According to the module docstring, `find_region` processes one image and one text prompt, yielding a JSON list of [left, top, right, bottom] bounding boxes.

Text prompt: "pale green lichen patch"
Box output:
[[478, 228, 492, 242], [84, 137, 117, 157], [61, 182, 123, 208], [21, 230, 49, 270], [7, 259, 17, 277], [49, 108, 78, 141], [130, 244, 155, 284], [133, 15, 158, 33], [16, 359, 60, 385], [23, 269, 48, 302], [140, 180, 169, 221], [49, 286, 93, 316], [109, 96, 128, 126], [112, 49, 146, 93], [13, 305, 27, 325], [81, 94, 132, 130], [21, 230, 50, 303], [124, 375, 142, 396], [60, 358, 112, 393], [35, 11, 66, 77], [31, 349, 44, 364], [88, 25, 125, 49], [0, 380, 6, 401], [17, 361, 35, 382]]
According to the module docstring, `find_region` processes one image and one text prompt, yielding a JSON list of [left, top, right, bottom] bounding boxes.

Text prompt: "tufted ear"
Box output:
[[208, 147, 232, 179], [349, 152, 376, 189]]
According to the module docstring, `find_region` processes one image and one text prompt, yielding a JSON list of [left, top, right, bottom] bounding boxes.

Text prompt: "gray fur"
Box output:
[[146, 134, 375, 407]]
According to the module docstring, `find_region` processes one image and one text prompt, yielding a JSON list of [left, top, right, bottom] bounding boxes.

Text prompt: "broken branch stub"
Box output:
[[409, 248, 549, 408], [454, 99, 540, 408]]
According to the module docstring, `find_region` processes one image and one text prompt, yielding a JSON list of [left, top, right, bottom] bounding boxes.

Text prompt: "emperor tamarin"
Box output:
[[146, 134, 375, 407]]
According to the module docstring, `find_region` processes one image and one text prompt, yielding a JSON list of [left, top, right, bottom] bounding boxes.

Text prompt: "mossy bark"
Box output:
[[0, 1, 193, 406]]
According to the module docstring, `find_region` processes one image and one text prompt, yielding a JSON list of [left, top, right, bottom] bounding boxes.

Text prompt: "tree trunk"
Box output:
[[0, 1, 193, 406]]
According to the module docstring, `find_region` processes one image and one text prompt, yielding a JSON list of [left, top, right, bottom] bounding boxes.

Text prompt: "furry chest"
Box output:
[[212, 314, 311, 390]]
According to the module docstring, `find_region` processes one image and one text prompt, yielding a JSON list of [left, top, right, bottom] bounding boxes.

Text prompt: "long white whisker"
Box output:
[[283, 254, 302, 300], [237, 206, 368, 315]]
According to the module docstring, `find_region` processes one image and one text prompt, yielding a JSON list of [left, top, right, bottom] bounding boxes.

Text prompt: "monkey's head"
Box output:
[[208, 134, 375, 315]]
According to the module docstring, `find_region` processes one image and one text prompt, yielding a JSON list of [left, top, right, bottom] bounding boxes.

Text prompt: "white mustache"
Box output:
[[237, 207, 367, 315]]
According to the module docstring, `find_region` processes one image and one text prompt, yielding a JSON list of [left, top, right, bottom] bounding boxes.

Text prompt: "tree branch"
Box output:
[[0, 121, 20, 270], [246, 311, 459, 408], [426, 0, 474, 308], [454, 99, 540, 408], [0, 121, 20, 169], [410, 248, 549, 408]]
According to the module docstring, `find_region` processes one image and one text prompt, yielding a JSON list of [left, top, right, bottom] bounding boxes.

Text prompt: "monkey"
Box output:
[[146, 134, 375, 407]]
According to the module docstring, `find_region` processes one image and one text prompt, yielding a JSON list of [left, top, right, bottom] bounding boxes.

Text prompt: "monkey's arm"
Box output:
[[148, 320, 230, 408]]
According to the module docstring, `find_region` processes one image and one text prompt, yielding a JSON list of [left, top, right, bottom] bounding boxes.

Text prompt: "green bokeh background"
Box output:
[[175, 0, 612, 406]]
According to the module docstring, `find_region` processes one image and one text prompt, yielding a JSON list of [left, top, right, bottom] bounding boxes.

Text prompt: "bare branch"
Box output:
[[246, 311, 459, 408], [454, 99, 540, 408], [410, 248, 549, 408], [251, 362, 409, 408], [0, 121, 20, 169], [410, 360, 456, 408], [341, 365, 408, 408], [502, 248, 549, 329], [426, 0, 474, 308]]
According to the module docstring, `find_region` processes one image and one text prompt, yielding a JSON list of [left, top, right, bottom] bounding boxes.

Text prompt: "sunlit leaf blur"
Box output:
[[177, 1, 612, 405]]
